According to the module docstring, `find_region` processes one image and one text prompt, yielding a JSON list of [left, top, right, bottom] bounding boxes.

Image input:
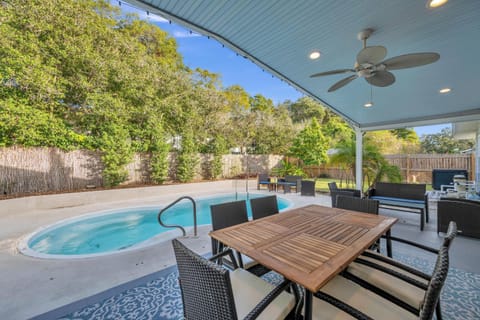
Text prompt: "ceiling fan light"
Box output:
[[309, 51, 321, 60], [439, 87, 451, 94], [427, 0, 448, 8], [364, 102, 373, 108]]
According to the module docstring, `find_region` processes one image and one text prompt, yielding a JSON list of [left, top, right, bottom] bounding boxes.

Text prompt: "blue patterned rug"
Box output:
[[32, 250, 480, 320]]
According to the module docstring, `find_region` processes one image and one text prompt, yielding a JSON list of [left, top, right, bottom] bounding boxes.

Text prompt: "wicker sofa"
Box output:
[[368, 182, 428, 230], [438, 198, 480, 238]]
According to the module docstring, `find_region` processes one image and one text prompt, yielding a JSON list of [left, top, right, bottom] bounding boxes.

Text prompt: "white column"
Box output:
[[476, 128, 480, 191], [355, 127, 363, 191]]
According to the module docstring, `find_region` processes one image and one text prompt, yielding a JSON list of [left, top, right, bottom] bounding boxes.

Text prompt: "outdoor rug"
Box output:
[[32, 250, 480, 320]]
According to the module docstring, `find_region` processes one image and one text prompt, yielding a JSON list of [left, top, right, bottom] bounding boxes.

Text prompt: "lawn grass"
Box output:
[[311, 178, 433, 192], [313, 178, 356, 193]]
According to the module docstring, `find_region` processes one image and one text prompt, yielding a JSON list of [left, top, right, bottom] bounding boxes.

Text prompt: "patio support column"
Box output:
[[476, 128, 480, 191], [355, 127, 363, 191]]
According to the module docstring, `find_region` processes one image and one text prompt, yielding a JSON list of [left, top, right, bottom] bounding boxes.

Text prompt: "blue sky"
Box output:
[[114, 1, 449, 137]]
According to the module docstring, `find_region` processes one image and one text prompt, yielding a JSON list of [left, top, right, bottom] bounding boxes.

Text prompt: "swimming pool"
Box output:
[[19, 193, 291, 259]]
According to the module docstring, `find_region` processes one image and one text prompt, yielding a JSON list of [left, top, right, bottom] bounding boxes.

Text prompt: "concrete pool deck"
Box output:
[[0, 180, 331, 319]]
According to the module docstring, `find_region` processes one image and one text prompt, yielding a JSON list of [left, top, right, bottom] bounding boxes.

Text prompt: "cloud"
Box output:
[[172, 30, 202, 38]]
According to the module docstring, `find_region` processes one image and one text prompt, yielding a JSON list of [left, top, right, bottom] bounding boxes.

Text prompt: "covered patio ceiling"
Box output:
[[126, 0, 480, 131]]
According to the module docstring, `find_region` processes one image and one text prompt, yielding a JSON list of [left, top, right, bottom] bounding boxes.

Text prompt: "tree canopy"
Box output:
[[420, 128, 474, 154]]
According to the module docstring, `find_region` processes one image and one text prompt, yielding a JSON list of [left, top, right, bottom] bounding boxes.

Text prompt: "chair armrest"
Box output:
[[209, 248, 239, 269], [244, 279, 294, 320], [314, 291, 372, 320], [386, 236, 439, 254]]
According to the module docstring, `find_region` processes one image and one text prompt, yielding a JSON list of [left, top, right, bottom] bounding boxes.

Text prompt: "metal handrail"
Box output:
[[157, 196, 197, 237]]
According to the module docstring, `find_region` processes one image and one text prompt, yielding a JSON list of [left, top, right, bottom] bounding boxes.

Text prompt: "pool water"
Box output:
[[26, 193, 291, 257]]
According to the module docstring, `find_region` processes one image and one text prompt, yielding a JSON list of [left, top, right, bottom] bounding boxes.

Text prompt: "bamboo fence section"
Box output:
[[0, 147, 283, 195], [0, 147, 473, 196]]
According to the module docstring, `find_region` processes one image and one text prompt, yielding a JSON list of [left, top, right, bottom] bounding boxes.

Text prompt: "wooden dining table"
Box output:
[[209, 204, 397, 320]]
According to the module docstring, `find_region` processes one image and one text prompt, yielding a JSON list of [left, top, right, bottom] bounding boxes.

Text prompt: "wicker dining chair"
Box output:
[[172, 239, 298, 320], [344, 221, 457, 320], [311, 243, 451, 320], [250, 195, 279, 220], [210, 200, 270, 276], [328, 182, 362, 208], [335, 195, 380, 251], [335, 195, 379, 214]]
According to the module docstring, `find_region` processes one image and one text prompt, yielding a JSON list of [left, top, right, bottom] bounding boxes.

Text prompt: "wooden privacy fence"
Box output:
[[304, 153, 474, 184], [384, 154, 474, 183]]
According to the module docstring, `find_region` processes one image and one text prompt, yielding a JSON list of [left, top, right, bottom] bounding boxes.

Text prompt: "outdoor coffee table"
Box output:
[[210, 204, 397, 320]]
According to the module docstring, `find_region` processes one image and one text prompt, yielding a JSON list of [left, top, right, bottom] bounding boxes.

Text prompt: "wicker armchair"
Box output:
[[438, 197, 480, 238], [250, 195, 279, 220], [300, 180, 316, 196], [343, 221, 457, 320], [210, 200, 270, 276], [311, 243, 451, 319], [257, 173, 271, 190], [172, 239, 298, 320], [328, 182, 361, 207]]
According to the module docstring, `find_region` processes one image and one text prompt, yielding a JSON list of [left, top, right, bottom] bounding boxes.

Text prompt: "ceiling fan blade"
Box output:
[[310, 69, 354, 77], [328, 75, 358, 92], [381, 52, 440, 70], [365, 71, 395, 87], [356, 46, 387, 65]]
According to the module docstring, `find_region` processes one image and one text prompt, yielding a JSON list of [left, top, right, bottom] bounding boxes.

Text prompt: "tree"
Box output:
[[286, 97, 326, 123], [330, 136, 401, 189], [288, 118, 328, 165], [365, 130, 420, 154], [420, 127, 474, 153], [390, 128, 419, 143], [176, 130, 198, 182]]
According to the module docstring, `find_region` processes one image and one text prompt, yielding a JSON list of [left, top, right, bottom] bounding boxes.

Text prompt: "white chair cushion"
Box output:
[[360, 250, 429, 285], [230, 268, 295, 320], [225, 253, 259, 269], [347, 250, 428, 309], [312, 276, 418, 320]]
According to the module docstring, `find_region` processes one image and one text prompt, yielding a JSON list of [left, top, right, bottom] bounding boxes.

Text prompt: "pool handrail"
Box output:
[[157, 196, 197, 237]]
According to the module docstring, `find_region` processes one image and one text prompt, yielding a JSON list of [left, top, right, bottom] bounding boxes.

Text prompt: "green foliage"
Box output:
[[285, 97, 326, 123], [390, 128, 419, 143], [320, 110, 354, 148], [149, 133, 170, 184], [361, 142, 402, 188], [330, 137, 402, 187], [99, 124, 133, 186], [272, 159, 305, 177], [249, 94, 274, 113], [288, 118, 328, 165], [0, 98, 89, 149], [176, 131, 198, 182], [420, 127, 474, 153], [211, 136, 228, 179]]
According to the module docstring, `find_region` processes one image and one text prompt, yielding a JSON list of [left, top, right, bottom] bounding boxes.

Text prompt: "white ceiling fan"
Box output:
[[310, 28, 440, 92]]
